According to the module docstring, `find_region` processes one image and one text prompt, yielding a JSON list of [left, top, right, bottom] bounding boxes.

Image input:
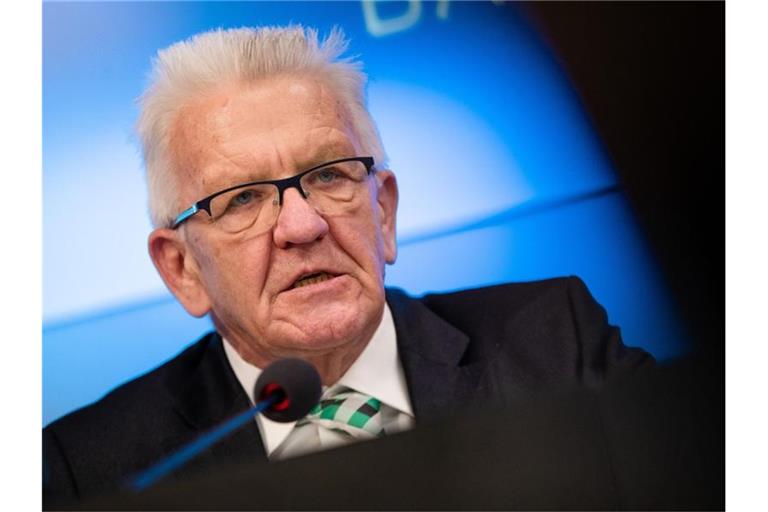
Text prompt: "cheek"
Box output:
[[329, 210, 386, 272], [194, 234, 272, 300]]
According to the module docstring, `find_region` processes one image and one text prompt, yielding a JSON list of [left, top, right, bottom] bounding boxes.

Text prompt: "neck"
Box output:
[[299, 342, 369, 385], [222, 331, 373, 386]]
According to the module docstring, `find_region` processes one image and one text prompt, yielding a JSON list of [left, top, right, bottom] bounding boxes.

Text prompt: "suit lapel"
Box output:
[[167, 333, 268, 464], [386, 288, 487, 421]]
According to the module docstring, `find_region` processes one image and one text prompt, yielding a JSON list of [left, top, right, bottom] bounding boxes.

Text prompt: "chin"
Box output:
[[275, 307, 376, 354]]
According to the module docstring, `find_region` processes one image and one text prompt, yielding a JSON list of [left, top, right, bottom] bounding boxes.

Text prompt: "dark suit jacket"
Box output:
[[43, 277, 654, 503]]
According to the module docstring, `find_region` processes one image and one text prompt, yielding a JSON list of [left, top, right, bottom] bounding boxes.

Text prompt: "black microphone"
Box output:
[[254, 358, 322, 422], [130, 358, 321, 491]]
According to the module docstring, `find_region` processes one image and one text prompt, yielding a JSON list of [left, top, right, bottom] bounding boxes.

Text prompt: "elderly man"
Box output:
[[43, 26, 653, 502]]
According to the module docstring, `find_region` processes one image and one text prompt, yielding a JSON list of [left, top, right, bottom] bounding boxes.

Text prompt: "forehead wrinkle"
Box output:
[[174, 111, 268, 197], [284, 74, 360, 159], [297, 126, 358, 167], [197, 155, 257, 198]]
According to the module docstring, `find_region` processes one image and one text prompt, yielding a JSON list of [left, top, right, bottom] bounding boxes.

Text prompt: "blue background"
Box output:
[[43, 1, 689, 426]]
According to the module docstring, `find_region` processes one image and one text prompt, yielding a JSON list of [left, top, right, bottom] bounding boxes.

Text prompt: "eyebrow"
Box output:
[[298, 140, 357, 170], [204, 139, 357, 192]]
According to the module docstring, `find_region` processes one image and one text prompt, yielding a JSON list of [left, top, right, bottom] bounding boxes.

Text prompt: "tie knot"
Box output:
[[300, 387, 386, 438]]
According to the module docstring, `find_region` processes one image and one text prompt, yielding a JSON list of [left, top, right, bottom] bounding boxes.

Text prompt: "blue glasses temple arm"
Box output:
[[173, 204, 199, 228]]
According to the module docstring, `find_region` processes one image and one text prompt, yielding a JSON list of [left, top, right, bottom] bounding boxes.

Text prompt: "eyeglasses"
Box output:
[[171, 156, 375, 234]]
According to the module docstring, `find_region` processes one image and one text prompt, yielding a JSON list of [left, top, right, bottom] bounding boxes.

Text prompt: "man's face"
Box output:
[[154, 75, 397, 367]]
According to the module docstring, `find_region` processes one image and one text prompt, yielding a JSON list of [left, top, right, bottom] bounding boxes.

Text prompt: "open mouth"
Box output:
[[292, 271, 333, 289]]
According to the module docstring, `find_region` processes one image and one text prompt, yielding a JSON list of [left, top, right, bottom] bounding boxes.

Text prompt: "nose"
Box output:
[[272, 188, 329, 248]]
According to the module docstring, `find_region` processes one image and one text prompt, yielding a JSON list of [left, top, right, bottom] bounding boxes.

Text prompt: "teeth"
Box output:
[[293, 272, 331, 289]]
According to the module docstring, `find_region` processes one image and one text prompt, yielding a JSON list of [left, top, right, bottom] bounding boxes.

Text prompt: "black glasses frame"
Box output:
[[171, 156, 375, 229]]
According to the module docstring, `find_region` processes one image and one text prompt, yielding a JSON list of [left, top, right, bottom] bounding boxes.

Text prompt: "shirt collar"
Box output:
[[222, 302, 413, 456]]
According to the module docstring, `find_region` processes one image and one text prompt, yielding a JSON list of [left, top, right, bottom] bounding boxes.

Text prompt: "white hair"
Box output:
[[136, 25, 388, 228]]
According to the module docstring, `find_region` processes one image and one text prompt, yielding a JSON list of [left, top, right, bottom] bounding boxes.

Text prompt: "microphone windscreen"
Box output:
[[253, 358, 322, 422]]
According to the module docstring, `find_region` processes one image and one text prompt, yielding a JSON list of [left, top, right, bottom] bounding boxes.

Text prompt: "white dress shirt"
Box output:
[[222, 303, 415, 459]]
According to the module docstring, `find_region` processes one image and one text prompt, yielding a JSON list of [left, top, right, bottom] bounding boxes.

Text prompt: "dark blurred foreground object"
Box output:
[[522, 2, 724, 360], [50, 361, 723, 511]]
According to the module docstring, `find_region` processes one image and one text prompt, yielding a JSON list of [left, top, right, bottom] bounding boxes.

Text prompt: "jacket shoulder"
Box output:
[[419, 277, 577, 320], [392, 277, 653, 386], [416, 277, 592, 344]]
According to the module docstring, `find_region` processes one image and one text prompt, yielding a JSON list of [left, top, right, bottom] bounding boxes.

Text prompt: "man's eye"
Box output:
[[313, 167, 355, 185], [317, 169, 339, 183], [231, 190, 257, 207]]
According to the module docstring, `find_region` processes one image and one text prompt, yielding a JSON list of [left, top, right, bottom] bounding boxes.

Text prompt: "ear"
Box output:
[[148, 228, 212, 317], [375, 170, 399, 264]]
